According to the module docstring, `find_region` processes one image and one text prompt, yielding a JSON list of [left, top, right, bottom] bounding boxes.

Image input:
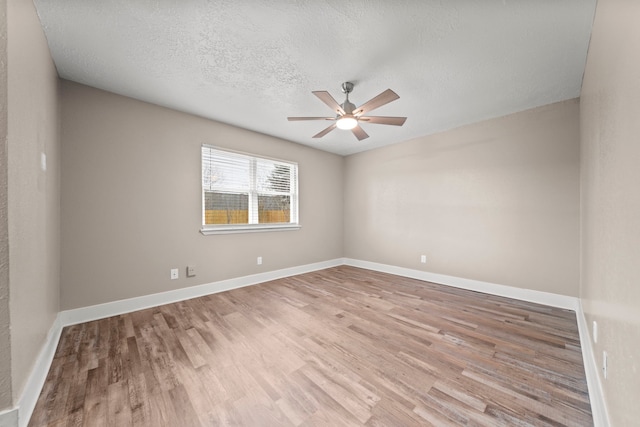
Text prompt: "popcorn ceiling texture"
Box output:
[[33, 0, 596, 155]]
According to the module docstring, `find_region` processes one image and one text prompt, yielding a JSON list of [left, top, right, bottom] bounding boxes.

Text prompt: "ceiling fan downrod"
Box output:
[[340, 82, 356, 114]]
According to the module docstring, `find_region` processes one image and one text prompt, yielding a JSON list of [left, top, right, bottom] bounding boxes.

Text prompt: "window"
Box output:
[[201, 145, 299, 234]]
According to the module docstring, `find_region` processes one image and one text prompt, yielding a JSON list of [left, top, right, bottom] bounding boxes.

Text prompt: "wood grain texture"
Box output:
[[29, 266, 592, 426]]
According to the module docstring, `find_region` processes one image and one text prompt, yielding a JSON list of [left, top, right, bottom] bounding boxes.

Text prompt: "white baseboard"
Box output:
[[0, 408, 18, 427], [343, 258, 580, 310], [59, 258, 343, 327], [15, 315, 63, 427], [576, 301, 610, 427], [19, 257, 608, 426]]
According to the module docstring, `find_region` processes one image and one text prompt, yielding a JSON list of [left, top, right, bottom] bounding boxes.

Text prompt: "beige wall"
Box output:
[[0, 0, 10, 412], [344, 99, 580, 296], [580, 0, 640, 424], [60, 81, 344, 310], [7, 0, 60, 405]]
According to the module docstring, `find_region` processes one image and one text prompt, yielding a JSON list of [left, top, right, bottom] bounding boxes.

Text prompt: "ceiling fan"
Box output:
[[287, 82, 407, 141]]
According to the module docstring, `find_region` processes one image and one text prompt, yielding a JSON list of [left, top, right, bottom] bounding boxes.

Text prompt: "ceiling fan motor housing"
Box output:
[[340, 100, 356, 116]]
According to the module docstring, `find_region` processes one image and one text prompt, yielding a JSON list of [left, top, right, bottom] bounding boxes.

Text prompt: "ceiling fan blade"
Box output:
[[313, 91, 346, 115], [357, 116, 407, 126], [353, 89, 400, 116], [351, 124, 369, 141], [313, 123, 337, 139], [287, 116, 335, 121]]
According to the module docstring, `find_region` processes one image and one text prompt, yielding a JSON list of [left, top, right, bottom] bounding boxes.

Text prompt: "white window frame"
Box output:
[[201, 145, 300, 235]]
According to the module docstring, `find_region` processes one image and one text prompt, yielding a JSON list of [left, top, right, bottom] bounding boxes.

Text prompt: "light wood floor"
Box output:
[[29, 266, 592, 426]]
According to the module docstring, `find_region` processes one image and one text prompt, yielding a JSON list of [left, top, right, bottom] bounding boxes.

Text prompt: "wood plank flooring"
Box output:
[[29, 266, 593, 426]]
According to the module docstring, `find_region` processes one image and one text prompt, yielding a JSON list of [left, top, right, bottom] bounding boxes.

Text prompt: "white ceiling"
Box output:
[[33, 0, 596, 156]]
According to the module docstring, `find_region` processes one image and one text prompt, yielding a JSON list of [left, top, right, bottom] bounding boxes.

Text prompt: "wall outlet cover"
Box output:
[[187, 265, 196, 277]]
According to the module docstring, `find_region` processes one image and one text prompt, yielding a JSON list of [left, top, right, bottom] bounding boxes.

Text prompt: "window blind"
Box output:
[[201, 145, 299, 233]]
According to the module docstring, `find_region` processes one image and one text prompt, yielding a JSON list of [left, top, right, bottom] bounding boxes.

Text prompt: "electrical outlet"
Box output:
[[420, 255, 427, 263], [170, 268, 179, 280], [593, 320, 598, 343], [187, 265, 196, 277], [257, 256, 262, 265], [603, 351, 608, 379]]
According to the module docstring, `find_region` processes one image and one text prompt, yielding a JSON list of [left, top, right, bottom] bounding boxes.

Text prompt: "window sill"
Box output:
[[200, 224, 302, 235]]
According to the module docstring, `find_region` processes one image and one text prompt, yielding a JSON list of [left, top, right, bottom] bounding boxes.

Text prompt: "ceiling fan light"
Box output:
[[336, 115, 358, 130]]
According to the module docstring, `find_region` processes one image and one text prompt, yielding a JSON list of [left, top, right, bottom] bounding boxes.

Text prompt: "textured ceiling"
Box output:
[[33, 0, 596, 156]]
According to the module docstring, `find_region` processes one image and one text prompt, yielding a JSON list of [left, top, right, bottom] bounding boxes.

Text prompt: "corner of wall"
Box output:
[[575, 301, 611, 426], [5, 0, 62, 415], [0, 408, 18, 427], [0, 0, 13, 414]]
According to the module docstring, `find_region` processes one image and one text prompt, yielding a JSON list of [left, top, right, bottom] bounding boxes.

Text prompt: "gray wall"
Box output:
[[344, 99, 580, 297], [60, 81, 344, 310], [6, 0, 60, 406], [580, 0, 640, 424]]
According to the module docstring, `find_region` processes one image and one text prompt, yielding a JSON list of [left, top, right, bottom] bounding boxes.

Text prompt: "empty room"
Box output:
[[1, 0, 638, 426]]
